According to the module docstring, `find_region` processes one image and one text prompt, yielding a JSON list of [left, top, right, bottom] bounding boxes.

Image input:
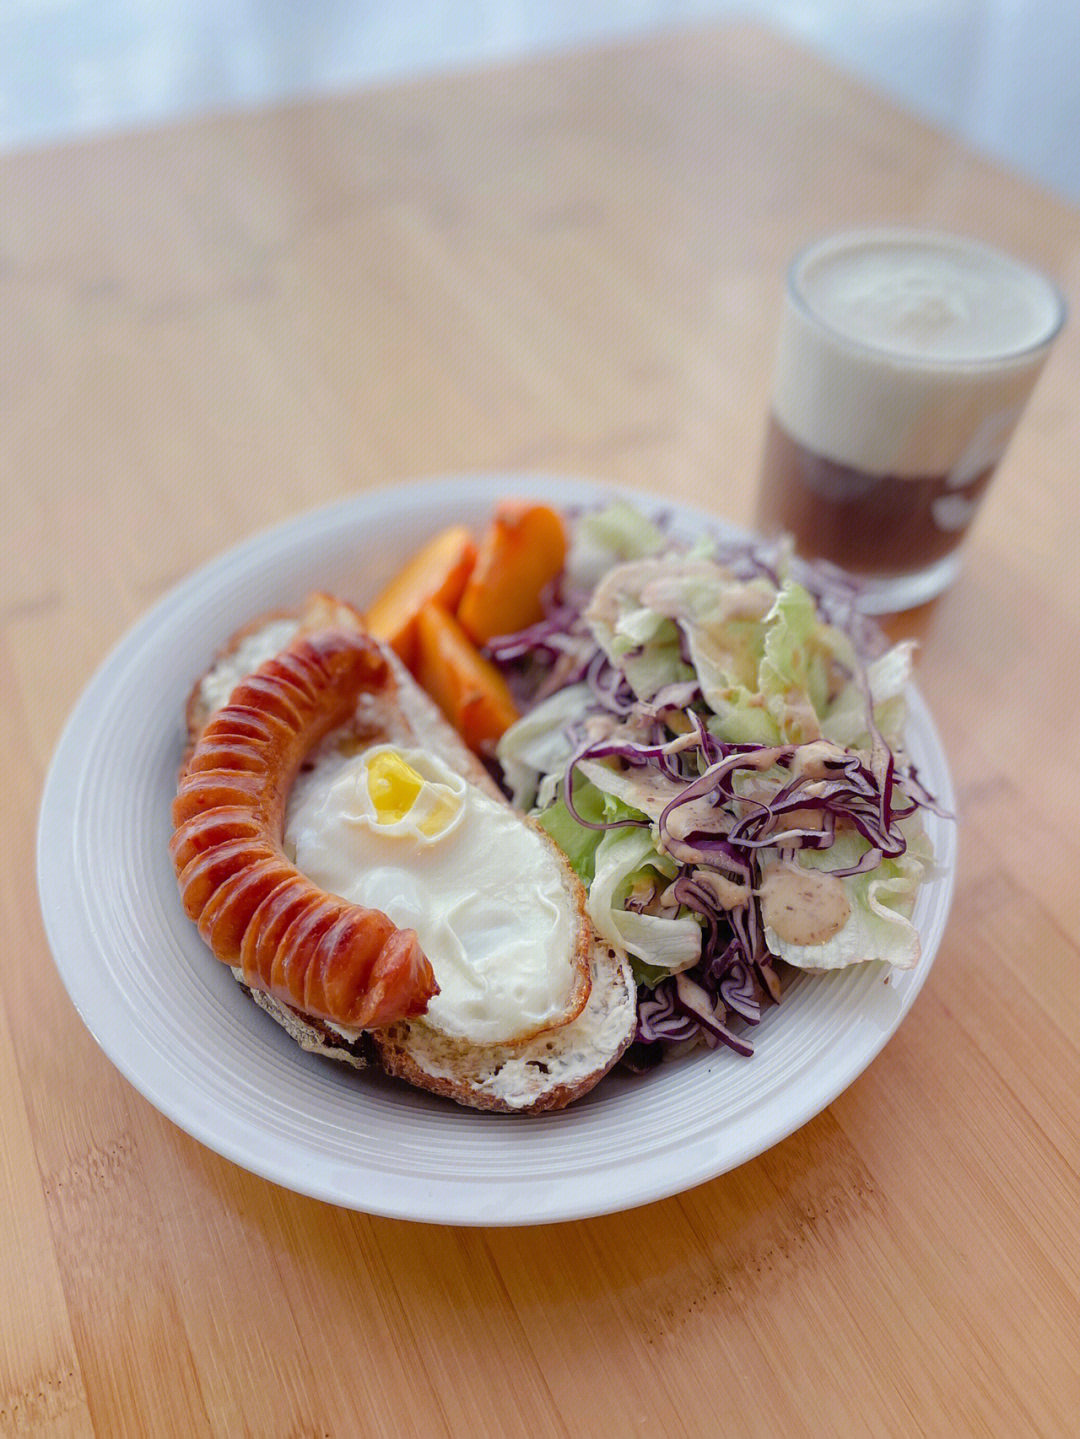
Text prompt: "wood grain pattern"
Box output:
[[3, 22, 1078, 1437]]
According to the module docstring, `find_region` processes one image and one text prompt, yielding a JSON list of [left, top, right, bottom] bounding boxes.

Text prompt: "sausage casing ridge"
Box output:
[[171, 629, 438, 1028]]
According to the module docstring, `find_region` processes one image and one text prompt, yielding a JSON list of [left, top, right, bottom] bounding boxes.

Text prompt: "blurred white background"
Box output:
[[2, 0, 1078, 201]]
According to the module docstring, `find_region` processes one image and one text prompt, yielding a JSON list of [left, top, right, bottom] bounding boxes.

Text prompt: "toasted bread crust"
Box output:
[[373, 936, 635, 1111], [184, 596, 637, 1112]]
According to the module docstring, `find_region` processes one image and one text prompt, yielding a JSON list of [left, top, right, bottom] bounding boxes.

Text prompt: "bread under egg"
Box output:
[[184, 596, 636, 1112]]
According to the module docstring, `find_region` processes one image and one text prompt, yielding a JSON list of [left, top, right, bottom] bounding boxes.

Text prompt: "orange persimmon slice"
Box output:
[[364, 525, 477, 668], [414, 601, 520, 756], [455, 502, 567, 646]]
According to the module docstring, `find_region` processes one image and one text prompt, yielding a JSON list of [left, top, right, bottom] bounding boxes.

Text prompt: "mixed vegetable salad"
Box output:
[[363, 498, 945, 1068]]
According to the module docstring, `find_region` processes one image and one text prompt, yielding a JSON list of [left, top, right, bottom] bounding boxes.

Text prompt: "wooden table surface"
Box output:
[[3, 22, 1078, 1438]]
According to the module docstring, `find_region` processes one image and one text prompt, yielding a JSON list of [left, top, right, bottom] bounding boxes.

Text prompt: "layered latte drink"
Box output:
[[756, 230, 1064, 610]]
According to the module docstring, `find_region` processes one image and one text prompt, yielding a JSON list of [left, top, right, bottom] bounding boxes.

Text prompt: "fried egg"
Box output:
[[284, 745, 580, 1045]]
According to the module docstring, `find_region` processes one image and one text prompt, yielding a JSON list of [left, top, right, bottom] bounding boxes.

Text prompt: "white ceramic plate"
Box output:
[[37, 476, 956, 1225]]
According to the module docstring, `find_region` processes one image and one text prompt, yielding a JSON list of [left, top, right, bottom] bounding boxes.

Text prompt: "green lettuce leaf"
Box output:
[[495, 683, 590, 810], [820, 639, 916, 751], [534, 780, 610, 887], [566, 500, 667, 590], [536, 779, 700, 977], [586, 826, 701, 973]]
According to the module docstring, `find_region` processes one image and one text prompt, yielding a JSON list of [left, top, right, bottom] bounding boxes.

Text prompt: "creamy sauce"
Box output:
[[690, 868, 749, 911], [791, 739, 848, 779], [758, 860, 851, 947]]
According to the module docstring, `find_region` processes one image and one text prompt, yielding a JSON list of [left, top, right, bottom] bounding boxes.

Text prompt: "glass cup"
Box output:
[[755, 228, 1066, 612]]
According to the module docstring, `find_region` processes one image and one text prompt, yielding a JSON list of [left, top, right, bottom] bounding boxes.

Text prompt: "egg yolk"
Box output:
[[365, 750, 459, 837]]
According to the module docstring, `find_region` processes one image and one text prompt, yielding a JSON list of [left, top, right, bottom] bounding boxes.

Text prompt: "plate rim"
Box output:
[[36, 475, 957, 1225]]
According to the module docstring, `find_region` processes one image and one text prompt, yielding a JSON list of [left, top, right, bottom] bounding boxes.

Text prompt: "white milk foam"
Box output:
[[772, 230, 1063, 478]]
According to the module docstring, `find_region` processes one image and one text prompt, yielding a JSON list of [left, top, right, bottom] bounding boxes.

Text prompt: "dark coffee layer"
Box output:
[[756, 417, 995, 576]]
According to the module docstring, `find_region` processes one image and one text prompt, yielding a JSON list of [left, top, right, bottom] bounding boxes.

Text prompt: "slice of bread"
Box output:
[[184, 596, 637, 1112]]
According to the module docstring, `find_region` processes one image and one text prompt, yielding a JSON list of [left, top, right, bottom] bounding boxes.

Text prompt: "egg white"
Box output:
[[284, 745, 578, 1045]]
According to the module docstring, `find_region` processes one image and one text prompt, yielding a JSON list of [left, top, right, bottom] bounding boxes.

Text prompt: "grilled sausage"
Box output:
[[170, 630, 438, 1029]]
